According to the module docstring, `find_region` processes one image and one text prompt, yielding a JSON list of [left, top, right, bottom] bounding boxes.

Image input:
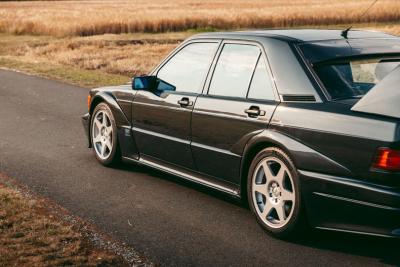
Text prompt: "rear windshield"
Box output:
[[314, 58, 400, 100]]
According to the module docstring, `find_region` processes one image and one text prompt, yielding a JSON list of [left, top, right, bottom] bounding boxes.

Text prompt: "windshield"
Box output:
[[314, 58, 400, 100]]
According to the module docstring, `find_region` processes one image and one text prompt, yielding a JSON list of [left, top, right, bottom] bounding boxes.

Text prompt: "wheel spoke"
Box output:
[[281, 188, 295, 202], [100, 142, 106, 156], [105, 139, 112, 151], [261, 162, 274, 180], [275, 166, 286, 185], [102, 112, 108, 127], [94, 119, 102, 132], [261, 201, 273, 219], [106, 125, 113, 134], [93, 134, 102, 143], [275, 204, 286, 222], [253, 183, 268, 196]]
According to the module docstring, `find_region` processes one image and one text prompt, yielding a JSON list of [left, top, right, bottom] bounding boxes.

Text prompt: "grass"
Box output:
[[0, 0, 399, 36], [0, 57, 130, 88], [0, 33, 189, 87], [1, 22, 400, 88], [0, 1, 400, 89], [0, 181, 128, 266]]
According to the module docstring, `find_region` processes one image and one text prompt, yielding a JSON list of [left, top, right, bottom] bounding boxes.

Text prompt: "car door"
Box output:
[[132, 41, 220, 169], [191, 41, 280, 185]]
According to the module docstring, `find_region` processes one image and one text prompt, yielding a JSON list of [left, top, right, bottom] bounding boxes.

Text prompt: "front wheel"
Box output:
[[247, 147, 306, 238], [90, 103, 120, 166]]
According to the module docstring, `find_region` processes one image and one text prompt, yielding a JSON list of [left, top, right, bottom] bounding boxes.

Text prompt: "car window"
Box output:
[[351, 59, 399, 83], [157, 42, 218, 94], [247, 55, 275, 100], [314, 58, 400, 100], [208, 44, 260, 98]]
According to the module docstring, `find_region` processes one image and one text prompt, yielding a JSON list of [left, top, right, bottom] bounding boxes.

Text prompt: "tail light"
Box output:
[[372, 148, 400, 172], [87, 95, 91, 112]]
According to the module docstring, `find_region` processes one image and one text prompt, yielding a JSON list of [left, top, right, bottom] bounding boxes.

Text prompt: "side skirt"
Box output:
[[122, 155, 240, 197], [315, 226, 398, 239]]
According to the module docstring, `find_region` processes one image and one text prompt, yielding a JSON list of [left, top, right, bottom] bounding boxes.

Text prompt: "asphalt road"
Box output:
[[0, 69, 399, 266]]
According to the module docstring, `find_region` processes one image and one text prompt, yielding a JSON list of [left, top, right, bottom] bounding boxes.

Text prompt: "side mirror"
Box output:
[[132, 76, 157, 91]]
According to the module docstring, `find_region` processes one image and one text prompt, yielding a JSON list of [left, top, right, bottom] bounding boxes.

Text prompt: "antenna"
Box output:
[[341, 0, 379, 39]]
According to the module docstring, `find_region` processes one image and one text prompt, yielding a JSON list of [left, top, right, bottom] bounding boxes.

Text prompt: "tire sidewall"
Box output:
[[90, 103, 119, 166], [247, 147, 303, 238]]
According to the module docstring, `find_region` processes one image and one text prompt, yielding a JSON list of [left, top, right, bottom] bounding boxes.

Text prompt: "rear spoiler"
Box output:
[[351, 65, 400, 119]]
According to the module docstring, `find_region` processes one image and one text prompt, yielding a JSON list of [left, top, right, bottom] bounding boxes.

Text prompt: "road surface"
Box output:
[[0, 69, 399, 266]]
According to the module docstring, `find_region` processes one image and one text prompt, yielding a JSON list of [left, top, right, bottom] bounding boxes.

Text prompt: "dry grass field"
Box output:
[[0, 181, 128, 266], [0, 33, 187, 76], [1, 23, 399, 86], [0, 0, 400, 36], [0, 32, 189, 86], [0, 1, 400, 87]]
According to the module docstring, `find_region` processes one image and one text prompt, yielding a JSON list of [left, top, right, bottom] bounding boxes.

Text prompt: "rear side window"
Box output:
[[208, 44, 260, 98], [314, 58, 400, 100], [157, 42, 218, 94], [247, 55, 275, 100]]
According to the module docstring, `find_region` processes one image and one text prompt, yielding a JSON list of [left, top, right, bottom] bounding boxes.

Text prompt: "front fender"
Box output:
[[90, 92, 130, 126], [241, 129, 352, 178], [88, 92, 139, 159]]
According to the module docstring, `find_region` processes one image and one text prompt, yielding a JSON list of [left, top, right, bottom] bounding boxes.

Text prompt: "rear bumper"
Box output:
[[300, 170, 400, 238], [82, 113, 91, 148]]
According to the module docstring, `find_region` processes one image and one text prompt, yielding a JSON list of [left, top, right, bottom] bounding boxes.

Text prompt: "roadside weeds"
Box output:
[[0, 172, 152, 267]]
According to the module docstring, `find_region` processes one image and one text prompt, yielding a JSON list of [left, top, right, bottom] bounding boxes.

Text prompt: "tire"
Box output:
[[90, 103, 121, 166], [247, 147, 306, 239]]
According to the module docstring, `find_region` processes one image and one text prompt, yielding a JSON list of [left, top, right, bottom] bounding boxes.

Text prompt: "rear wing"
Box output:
[[351, 65, 400, 119]]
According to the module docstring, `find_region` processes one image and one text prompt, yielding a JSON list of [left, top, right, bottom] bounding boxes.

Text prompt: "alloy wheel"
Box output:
[[92, 110, 113, 160], [252, 156, 296, 229]]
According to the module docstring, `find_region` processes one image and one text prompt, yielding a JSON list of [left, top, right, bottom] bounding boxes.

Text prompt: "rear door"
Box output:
[[132, 41, 219, 169], [191, 41, 280, 185]]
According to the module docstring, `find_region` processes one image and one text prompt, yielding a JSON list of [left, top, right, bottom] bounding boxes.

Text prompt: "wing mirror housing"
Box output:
[[132, 76, 157, 91]]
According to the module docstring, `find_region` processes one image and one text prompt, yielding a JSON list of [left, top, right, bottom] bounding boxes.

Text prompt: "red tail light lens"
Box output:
[[372, 148, 400, 171]]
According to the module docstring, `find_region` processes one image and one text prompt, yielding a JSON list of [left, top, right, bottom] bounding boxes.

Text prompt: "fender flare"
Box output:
[[90, 92, 130, 126], [240, 129, 351, 190], [88, 92, 131, 148]]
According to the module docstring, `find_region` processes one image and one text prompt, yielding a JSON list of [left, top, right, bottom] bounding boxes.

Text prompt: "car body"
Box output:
[[82, 29, 400, 238]]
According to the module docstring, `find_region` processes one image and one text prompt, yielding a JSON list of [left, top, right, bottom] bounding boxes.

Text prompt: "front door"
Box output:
[[191, 42, 280, 184], [132, 41, 219, 169]]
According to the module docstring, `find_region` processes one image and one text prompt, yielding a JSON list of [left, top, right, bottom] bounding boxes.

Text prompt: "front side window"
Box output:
[[157, 42, 219, 94], [314, 58, 400, 100], [208, 44, 260, 98]]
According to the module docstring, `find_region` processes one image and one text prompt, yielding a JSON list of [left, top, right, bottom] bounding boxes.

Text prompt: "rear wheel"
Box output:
[[91, 103, 120, 166], [247, 147, 306, 238]]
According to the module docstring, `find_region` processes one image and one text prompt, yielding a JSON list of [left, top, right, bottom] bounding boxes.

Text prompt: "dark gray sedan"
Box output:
[[82, 29, 400, 238]]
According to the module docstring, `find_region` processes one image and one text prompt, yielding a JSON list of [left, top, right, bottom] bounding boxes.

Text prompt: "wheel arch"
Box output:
[[88, 92, 131, 149], [239, 133, 290, 201], [89, 92, 130, 126]]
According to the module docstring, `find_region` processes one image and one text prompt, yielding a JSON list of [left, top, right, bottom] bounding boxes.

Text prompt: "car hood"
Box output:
[[351, 65, 400, 119]]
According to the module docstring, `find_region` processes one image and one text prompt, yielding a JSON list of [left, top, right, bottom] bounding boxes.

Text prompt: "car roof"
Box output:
[[194, 29, 397, 43]]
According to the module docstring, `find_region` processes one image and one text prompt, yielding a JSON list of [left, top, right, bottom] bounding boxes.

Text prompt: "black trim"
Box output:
[[282, 95, 316, 102]]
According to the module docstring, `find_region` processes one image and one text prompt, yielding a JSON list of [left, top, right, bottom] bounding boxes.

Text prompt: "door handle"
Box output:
[[178, 97, 193, 107], [245, 106, 266, 117]]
